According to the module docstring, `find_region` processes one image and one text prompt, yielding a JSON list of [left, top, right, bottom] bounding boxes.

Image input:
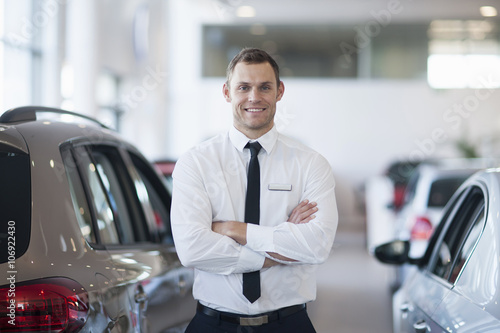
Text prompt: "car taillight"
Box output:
[[0, 277, 88, 332], [410, 216, 433, 240]]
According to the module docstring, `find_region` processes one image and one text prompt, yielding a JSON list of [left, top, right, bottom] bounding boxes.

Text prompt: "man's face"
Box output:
[[223, 62, 284, 139]]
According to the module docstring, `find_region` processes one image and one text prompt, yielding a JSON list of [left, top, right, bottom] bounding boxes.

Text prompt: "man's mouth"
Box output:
[[245, 108, 266, 113]]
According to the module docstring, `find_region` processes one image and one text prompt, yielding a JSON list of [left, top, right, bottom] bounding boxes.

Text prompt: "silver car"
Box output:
[[0, 106, 195, 332], [390, 162, 480, 290], [375, 167, 500, 332]]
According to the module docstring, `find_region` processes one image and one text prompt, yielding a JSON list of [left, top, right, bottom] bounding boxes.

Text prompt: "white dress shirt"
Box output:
[[171, 125, 338, 315]]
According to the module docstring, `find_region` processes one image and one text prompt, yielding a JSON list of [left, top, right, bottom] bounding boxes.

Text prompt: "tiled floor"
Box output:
[[308, 231, 393, 333]]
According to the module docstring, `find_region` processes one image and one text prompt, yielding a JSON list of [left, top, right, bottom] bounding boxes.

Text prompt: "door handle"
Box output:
[[400, 302, 412, 319], [135, 290, 148, 304], [413, 319, 429, 333], [400, 303, 412, 313], [135, 286, 149, 312]]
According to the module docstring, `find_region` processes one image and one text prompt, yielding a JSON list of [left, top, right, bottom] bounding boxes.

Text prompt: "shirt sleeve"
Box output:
[[246, 153, 338, 264], [170, 151, 265, 275]]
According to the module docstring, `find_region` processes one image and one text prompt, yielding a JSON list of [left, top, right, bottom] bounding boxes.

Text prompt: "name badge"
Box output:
[[268, 183, 292, 191]]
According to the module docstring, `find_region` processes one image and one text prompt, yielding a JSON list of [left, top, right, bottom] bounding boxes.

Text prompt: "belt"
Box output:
[[197, 302, 306, 326]]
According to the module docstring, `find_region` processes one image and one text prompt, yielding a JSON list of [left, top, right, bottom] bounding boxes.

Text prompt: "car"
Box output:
[[366, 160, 419, 252], [388, 160, 486, 289], [0, 106, 195, 333], [384, 160, 420, 212], [375, 168, 500, 333], [395, 161, 481, 256]]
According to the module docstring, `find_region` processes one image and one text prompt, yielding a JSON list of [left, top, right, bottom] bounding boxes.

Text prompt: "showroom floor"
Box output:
[[308, 230, 393, 333]]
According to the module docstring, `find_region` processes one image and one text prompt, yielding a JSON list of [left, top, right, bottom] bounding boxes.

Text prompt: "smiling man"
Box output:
[[171, 48, 338, 333]]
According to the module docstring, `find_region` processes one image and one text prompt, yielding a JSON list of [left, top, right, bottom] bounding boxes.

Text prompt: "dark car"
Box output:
[[0, 106, 195, 332]]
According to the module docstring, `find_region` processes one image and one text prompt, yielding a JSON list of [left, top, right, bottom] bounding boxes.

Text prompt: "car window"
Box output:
[[0, 150, 31, 263], [429, 186, 485, 283], [449, 206, 485, 283], [402, 171, 420, 206], [90, 149, 141, 244], [72, 146, 121, 244], [427, 177, 468, 208], [129, 152, 174, 245], [64, 144, 154, 245], [63, 143, 172, 246], [418, 187, 466, 267], [62, 148, 96, 243]]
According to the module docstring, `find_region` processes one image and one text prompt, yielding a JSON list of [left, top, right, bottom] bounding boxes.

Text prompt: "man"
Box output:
[[171, 48, 338, 332]]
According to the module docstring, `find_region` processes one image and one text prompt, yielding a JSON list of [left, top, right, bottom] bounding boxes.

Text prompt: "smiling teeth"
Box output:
[[247, 108, 264, 112]]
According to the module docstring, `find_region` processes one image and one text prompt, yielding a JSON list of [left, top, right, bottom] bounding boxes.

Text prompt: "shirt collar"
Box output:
[[229, 125, 278, 154]]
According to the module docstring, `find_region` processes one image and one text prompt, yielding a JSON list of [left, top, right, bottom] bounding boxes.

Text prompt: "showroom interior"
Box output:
[[2, 0, 500, 332]]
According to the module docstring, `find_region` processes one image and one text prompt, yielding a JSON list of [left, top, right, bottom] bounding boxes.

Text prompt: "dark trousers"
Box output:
[[185, 307, 316, 333]]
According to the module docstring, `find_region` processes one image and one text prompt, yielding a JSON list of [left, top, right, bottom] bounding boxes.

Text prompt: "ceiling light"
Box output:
[[236, 6, 256, 18], [480, 6, 497, 17]]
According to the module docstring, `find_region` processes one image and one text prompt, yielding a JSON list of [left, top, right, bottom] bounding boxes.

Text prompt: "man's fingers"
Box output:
[[288, 200, 318, 224]]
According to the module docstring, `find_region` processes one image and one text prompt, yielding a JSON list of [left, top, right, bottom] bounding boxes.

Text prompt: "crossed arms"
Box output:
[[212, 200, 318, 267], [170, 151, 338, 275]]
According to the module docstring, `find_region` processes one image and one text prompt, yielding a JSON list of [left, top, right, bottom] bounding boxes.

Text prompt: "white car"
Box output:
[[376, 168, 500, 332], [0, 106, 195, 332], [395, 162, 479, 257]]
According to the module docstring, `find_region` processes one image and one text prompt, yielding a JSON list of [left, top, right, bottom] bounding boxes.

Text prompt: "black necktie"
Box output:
[[243, 141, 262, 303]]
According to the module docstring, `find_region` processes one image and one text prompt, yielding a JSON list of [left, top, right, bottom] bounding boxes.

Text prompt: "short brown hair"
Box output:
[[226, 48, 280, 87]]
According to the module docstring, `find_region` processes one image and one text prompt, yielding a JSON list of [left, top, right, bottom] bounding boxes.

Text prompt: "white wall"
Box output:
[[163, 0, 500, 231], [166, 76, 500, 230]]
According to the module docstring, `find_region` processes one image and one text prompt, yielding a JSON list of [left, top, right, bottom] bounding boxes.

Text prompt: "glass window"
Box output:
[[74, 146, 120, 244], [129, 152, 173, 244], [427, 20, 500, 89], [0, 1, 44, 110], [430, 186, 485, 282], [427, 177, 468, 208], [449, 206, 485, 283], [90, 150, 137, 244], [0, 149, 30, 263], [62, 147, 95, 244], [202, 24, 357, 78], [64, 144, 157, 246]]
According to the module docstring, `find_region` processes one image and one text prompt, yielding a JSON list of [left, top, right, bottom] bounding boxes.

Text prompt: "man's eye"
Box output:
[[261, 86, 271, 91], [239, 86, 249, 91]]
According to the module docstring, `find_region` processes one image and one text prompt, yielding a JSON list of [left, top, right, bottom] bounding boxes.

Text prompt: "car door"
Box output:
[[424, 185, 486, 332], [395, 184, 486, 333], [61, 141, 194, 332], [430, 183, 500, 333], [119, 148, 196, 333]]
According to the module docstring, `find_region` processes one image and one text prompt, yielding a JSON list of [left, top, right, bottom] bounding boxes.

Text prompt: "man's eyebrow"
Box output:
[[235, 81, 274, 85]]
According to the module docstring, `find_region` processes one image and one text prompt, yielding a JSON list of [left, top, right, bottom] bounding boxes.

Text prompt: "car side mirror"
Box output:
[[374, 240, 410, 265]]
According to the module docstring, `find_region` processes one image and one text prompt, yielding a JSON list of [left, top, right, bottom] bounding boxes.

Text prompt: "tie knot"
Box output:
[[245, 141, 262, 157]]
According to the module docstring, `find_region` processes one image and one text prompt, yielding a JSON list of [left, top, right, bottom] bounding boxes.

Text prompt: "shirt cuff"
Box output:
[[246, 224, 275, 252], [237, 243, 266, 272]]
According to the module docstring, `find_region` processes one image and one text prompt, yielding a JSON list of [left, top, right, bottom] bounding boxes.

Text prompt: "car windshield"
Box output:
[[428, 177, 468, 208], [0, 150, 31, 263]]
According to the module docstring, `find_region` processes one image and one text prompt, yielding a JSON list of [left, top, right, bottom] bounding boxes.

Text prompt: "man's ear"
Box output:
[[222, 83, 231, 102], [276, 81, 285, 101]]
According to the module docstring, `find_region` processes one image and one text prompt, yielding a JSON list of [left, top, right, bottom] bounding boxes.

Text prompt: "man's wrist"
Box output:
[[226, 221, 247, 245], [212, 220, 248, 245]]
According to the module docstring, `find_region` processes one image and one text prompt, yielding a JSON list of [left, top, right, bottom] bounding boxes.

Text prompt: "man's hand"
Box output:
[[212, 200, 319, 267], [287, 200, 318, 224]]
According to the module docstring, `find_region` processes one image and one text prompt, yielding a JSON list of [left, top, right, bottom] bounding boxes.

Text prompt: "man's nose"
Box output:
[[248, 88, 260, 102]]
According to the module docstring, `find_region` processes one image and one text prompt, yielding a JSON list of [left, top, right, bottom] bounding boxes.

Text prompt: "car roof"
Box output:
[[0, 106, 123, 144]]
